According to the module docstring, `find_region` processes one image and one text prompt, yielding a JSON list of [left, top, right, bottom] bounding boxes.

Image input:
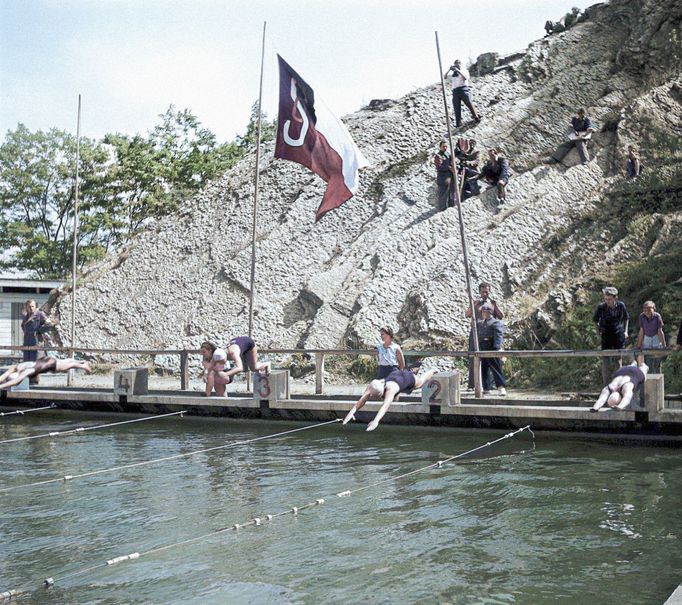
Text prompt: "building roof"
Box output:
[[0, 278, 65, 290]]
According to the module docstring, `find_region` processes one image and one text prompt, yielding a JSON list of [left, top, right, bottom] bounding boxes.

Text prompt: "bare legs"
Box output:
[[54, 359, 92, 374], [345, 370, 437, 431], [246, 346, 270, 374]]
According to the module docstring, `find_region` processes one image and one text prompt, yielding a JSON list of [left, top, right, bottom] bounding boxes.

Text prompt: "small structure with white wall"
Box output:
[[0, 278, 63, 358]]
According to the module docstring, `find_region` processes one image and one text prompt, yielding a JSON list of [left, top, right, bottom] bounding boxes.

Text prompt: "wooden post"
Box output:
[[180, 350, 189, 390], [315, 352, 325, 395], [435, 33, 482, 397], [67, 94, 82, 388]]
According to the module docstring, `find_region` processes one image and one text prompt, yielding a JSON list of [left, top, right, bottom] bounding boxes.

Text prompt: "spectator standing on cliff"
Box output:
[[477, 303, 507, 396], [434, 141, 454, 210], [636, 301, 666, 373], [593, 286, 630, 385], [481, 148, 511, 204], [376, 326, 405, 379], [455, 138, 481, 200], [466, 282, 504, 389], [444, 59, 481, 128], [569, 108, 593, 163], [626, 145, 643, 178]]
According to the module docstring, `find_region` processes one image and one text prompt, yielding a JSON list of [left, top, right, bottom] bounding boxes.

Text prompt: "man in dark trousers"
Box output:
[[444, 59, 481, 128], [477, 303, 507, 396], [593, 286, 630, 385], [434, 141, 454, 210], [465, 282, 504, 390]]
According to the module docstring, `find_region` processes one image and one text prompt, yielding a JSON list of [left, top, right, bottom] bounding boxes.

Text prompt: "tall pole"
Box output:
[[435, 32, 483, 398], [68, 94, 81, 387], [248, 22, 267, 340]]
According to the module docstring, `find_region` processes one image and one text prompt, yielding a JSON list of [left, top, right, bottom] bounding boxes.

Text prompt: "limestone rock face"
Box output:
[[52, 0, 682, 357]]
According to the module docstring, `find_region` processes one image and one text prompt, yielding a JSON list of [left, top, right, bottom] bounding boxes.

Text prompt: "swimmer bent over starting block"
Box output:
[[343, 366, 437, 431], [0, 358, 92, 390], [591, 354, 648, 412]]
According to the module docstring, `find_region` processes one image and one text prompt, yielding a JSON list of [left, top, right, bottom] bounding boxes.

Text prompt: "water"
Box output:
[[0, 412, 680, 605]]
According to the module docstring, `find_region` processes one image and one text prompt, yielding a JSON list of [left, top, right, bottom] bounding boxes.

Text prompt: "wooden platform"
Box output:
[[2, 385, 681, 442]]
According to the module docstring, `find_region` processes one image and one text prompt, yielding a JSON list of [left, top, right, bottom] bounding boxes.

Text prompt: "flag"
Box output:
[[275, 55, 369, 221]]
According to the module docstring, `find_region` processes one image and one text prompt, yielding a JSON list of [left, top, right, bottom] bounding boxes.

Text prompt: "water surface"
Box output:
[[0, 412, 680, 604]]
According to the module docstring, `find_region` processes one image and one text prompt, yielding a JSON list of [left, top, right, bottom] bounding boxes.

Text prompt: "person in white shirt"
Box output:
[[375, 326, 405, 379], [444, 59, 481, 127]]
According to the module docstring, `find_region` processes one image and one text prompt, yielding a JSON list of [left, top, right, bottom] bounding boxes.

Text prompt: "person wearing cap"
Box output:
[[591, 353, 648, 412], [636, 301, 666, 373], [465, 282, 504, 389], [205, 347, 230, 397], [444, 59, 481, 128], [212, 336, 271, 387], [343, 365, 437, 432], [593, 286, 630, 385], [477, 302, 507, 396]]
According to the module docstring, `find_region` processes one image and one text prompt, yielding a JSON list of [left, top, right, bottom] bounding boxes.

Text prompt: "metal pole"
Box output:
[[67, 94, 81, 387], [435, 33, 483, 398], [247, 22, 267, 340]]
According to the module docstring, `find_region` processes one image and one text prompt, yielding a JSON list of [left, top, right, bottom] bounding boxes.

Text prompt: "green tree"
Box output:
[[0, 124, 111, 278], [236, 102, 277, 150]]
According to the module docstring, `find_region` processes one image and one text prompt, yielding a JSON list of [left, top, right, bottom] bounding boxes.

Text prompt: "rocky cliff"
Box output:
[[52, 0, 682, 360]]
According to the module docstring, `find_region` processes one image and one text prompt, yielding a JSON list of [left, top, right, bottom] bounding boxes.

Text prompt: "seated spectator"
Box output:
[[591, 354, 648, 412], [636, 301, 666, 373], [626, 145, 643, 178], [456, 138, 481, 200], [376, 326, 405, 379], [434, 140, 454, 210], [569, 108, 593, 163], [481, 148, 511, 204], [544, 20, 554, 36]]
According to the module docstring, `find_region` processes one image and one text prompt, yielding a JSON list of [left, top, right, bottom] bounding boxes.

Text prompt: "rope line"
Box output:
[[0, 404, 56, 417], [0, 419, 341, 495], [0, 425, 532, 600], [0, 411, 186, 445]]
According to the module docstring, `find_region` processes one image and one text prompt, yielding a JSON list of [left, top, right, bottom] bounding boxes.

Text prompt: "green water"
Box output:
[[0, 412, 680, 605]]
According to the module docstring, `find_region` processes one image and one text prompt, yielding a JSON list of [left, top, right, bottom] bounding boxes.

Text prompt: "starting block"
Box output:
[[421, 371, 461, 407], [253, 370, 289, 404], [113, 367, 149, 396]]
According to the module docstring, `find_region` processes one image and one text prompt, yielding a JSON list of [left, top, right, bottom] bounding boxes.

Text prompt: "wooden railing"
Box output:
[[0, 344, 672, 395]]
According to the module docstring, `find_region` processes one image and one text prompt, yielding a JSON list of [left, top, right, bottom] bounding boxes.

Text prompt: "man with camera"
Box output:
[[444, 59, 481, 128]]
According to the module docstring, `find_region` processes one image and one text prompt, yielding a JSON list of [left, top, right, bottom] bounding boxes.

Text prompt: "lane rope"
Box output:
[[0, 419, 341, 495], [0, 404, 56, 417], [0, 411, 187, 445], [1, 424, 532, 600]]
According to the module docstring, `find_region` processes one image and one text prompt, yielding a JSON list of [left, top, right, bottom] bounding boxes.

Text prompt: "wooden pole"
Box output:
[[247, 22, 267, 340], [67, 94, 81, 387], [435, 33, 483, 398], [246, 22, 267, 392]]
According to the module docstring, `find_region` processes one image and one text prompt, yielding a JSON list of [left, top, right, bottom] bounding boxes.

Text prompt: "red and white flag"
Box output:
[[275, 55, 369, 222]]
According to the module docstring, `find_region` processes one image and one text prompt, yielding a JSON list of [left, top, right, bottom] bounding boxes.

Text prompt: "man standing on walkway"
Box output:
[[593, 286, 629, 385], [477, 303, 507, 396], [445, 59, 481, 128], [466, 282, 504, 389]]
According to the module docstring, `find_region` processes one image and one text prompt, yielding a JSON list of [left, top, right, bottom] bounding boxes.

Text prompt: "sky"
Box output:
[[0, 0, 599, 144]]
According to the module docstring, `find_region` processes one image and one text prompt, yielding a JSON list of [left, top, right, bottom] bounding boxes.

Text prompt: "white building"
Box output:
[[0, 278, 64, 358]]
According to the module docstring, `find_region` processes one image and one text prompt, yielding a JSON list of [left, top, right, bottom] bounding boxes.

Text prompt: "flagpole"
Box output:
[[68, 94, 81, 387], [435, 32, 483, 398], [246, 21, 266, 389]]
